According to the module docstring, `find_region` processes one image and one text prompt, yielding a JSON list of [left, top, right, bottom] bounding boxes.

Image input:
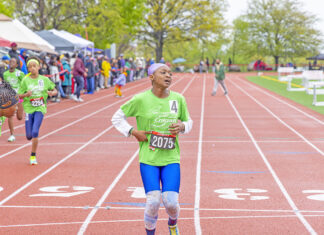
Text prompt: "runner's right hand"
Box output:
[[132, 130, 151, 142], [26, 90, 32, 97]]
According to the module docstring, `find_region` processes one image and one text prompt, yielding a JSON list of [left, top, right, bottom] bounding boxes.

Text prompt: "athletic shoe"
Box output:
[[29, 156, 38, 165], [78, 98, 84, 102], [211, 91, 216, 96], [71, 95, 79, 101], [8, 135, 15, 142], [168, 224, 180, 235], [224, 91, 228, 95]]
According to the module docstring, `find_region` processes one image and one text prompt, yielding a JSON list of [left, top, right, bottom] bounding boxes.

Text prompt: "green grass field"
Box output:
[[246, 76, 324, 115]]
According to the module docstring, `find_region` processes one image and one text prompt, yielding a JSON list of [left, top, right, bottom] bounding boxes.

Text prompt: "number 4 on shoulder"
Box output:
[[169, 100, 178, 113]]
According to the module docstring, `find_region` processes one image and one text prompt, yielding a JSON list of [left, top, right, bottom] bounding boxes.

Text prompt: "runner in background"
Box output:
[[112, 63, 193, 235], [211, 58, 228, 96], [3, 57, 25, 142], [18, 57, 57, 165], [114, 67, 127, 98]]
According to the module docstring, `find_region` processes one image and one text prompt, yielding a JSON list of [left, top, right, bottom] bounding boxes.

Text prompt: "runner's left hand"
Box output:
[[168, 123, 185, 135]]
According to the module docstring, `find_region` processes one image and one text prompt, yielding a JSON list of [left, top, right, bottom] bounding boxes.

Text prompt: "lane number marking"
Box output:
[[303, 190, 324, 201], [29, 186, 94, 198], [127, 187, 146, 198], [214, 188, 269, 200]]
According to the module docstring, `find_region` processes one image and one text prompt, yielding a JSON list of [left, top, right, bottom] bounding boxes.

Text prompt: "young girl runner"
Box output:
[[114, 67, 127, 97], [18, 57, 57, 165], [112, 63, 193, 235], [3, 57, 25, 141]]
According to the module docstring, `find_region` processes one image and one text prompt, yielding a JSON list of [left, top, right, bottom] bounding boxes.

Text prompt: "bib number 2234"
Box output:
[[30, 97, 44, 107], [149, 131, 176, 150]]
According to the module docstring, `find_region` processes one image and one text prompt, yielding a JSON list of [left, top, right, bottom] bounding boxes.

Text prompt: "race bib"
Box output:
[[149, 131, 176, 150], [30, 97, 44, 107]]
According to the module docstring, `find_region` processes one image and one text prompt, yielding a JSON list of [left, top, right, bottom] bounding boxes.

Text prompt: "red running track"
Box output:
[[0, 73, 324, 234]]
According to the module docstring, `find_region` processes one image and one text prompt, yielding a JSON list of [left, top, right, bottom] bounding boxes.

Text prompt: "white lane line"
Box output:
[[229, 79, 324, 156], [3, 215, 324, 228], [3, 205, 324, 213], [0, 126, 114, 206], [2, 140, 324, 147], [77, 75, 196, 234], [224, 88, 317, 234], [194, 74, 206, 235], [235, 76, 324, 125], [0, 77, 184, 160], [77, 149, 139, 235], [1, 78, 149, 135]]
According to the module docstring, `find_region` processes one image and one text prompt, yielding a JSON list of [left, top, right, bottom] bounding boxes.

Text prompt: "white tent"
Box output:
[[49, 29, 94, 49], [0, 14, 56, 54]]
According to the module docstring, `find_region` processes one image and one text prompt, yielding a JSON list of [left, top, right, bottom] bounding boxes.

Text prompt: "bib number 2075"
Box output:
[[150, 132, 176, 150]]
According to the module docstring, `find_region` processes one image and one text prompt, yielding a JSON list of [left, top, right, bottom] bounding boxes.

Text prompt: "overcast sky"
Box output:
[[225, 0, 324, 33]]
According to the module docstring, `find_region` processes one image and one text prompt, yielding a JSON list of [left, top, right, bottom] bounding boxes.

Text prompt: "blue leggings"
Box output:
[[140, 163, 180, 194], [25, 112, 44, 140]]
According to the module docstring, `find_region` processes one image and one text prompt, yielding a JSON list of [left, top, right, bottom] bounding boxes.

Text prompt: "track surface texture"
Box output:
[[0, 73, 324, 235]]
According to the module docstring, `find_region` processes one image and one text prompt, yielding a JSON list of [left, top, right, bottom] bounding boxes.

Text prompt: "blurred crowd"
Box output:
[[0, 42, 163, 102]]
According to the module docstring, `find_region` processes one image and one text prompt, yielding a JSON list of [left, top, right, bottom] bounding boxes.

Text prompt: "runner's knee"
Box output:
[[144, 190, 161, 230], [162, 191, 179, 219]]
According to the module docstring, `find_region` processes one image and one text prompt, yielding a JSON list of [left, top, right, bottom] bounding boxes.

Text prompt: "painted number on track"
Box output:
[[127, 187, 146, 198], [30, 186, 94, 198], [214, 188, 269, 200], [303, 190, 324, 201]]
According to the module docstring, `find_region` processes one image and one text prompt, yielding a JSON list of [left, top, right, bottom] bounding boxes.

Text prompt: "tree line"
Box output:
[[0, 0, 322, 66]]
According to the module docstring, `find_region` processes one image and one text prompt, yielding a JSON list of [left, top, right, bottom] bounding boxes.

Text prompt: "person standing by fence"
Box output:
[[72, 53, 87, 102], [211, 58, 228, 96]]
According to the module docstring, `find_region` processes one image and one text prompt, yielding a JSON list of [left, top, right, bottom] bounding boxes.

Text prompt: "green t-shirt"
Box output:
[[3, 69, 25, 91], [121, 89, 190, 166], [18, 75, 55, 114]]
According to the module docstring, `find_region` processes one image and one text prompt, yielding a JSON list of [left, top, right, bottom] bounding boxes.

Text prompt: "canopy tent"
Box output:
[[0, 37, 11, 47], [86, 47, 103, 53], [306, 54, 324, 60], [0, 14, 56, 54], [50, 29, 94, 49], [36, 30, 75, 52]]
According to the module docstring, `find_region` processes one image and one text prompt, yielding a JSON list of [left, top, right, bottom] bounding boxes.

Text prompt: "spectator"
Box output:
[[18, 49, 28, 74], [85, 56, 95, 94], [56, 55, 66, 98], [120, 54, 125, 68], [0, 55, 10, 76], [72, 53, 87, 102], [102, 56, 111, 88], [199, 59, 204, 73], [135, 58, 142, 80], [61, 54, 72, 97], [93, 56, 100, 91], [97, 55, 104, 89], [39, 54, 50, 76], [129, 58, 136, 82], [160, 57, 165, 64], [8, 42, 20, 69], [125, 59, 131, 82], [49, 57, 61, 102], [206, 57, 210, 73], [110, 58, 119, 87]]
